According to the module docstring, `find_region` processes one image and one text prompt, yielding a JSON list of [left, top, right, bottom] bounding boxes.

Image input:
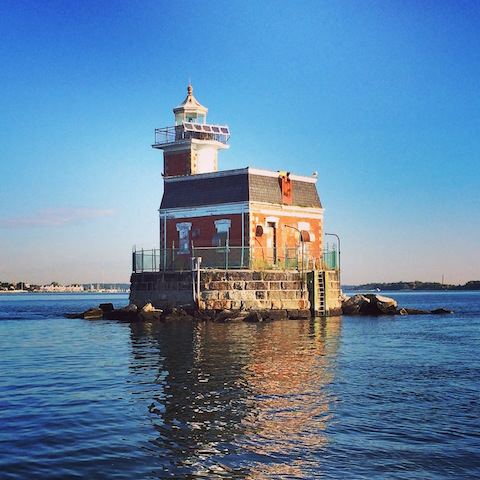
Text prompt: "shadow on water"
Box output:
[[127, 317, 342, 478]]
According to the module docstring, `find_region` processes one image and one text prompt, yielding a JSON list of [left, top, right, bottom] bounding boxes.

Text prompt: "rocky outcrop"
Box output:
[[69, 303, 310, 323], [341, 294, 453, 316], [81, 307, 104, 319], [70, 294, 452, 321]]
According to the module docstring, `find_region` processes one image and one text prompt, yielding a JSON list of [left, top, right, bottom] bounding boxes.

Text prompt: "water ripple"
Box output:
[[0, 293, 479, 478]]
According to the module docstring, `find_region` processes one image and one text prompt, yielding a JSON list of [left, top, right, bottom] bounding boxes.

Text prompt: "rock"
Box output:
[[212, 309, 247, 322], [431, 308, 453, 314], [403, 308, 430, 315], [138, 303, 163, 321], [82, 307, 104, 319], [341, 294, 452, 317], [342, 294, 397, 315], [287, 309, 311, 320], [365, 294, 398, 315], [105, 304, 138, 321], [244, 312, 263, 322], [341, 294, 370, 315], [263, 310, 288, 321], [99, 303, 114, 313], [163, 308, 193, 322]]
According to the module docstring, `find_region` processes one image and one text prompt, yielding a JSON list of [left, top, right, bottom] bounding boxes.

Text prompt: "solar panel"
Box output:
[[182, 122, 230, 137]]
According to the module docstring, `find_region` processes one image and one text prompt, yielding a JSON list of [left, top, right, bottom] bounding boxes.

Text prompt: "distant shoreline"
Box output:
[[343, 280, 480, 292], [0, 290, 129, 294]]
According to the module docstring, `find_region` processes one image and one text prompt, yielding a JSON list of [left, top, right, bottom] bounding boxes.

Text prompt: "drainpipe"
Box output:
[[197, 257, 201, 307], [191, 257, 196, 302], [241, 206, 245, 268]]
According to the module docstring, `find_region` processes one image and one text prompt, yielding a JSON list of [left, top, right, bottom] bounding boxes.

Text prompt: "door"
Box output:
[[268, 221, 277, 266]]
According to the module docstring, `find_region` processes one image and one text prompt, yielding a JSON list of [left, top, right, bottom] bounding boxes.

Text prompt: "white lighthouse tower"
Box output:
[[152, 85, 230, 177]]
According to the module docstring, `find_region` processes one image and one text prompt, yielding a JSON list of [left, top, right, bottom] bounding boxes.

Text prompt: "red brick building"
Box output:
[[153, 86, 324, 271]]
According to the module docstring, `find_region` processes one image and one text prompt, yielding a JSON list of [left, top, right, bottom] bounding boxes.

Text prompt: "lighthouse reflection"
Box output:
[[128, 317, 341, 478]]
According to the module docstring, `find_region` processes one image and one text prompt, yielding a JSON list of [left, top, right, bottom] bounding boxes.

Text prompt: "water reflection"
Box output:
[[127, 317, 342, 478]]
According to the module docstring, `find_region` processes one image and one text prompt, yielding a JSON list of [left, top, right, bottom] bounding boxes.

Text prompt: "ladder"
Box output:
[[317, 271, 326, 316]]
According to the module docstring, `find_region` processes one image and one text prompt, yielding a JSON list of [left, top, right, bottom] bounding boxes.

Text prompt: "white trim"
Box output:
[[251, 202, 324, 219], [214, 219, 231, 231], [160, 202, 249, 219], [164, 168, 248, 182], [163, 166, 317, 183], [159, 201, 324, 220], [176, 222, 192, 231], [191, 138, 229, 150], [247, 167, 317, 183], [265, 216, 279, 228], [298, 221, 310, 231], [152, 141, 191, 152]]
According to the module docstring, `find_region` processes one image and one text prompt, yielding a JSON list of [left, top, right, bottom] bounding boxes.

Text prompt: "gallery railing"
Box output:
[[132, 244, 338, 273]]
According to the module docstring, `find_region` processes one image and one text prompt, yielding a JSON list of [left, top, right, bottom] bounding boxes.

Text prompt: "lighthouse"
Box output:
[[152, 85, 230, 177], [131, 85, 343, 316], [151, 84, 324, 275]]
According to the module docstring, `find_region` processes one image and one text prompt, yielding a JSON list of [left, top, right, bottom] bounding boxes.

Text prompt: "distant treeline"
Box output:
[[1, 282, 130, 292], [344, 280, 480, 291]]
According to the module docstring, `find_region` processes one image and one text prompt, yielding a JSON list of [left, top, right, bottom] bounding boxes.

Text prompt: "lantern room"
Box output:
[[153, 85, 230, 177]]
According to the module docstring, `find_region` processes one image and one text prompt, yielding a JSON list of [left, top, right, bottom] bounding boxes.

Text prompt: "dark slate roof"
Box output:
[[160, 172, 249, 209], [249, 174, 322, 208], [160, 169, 322, 209]]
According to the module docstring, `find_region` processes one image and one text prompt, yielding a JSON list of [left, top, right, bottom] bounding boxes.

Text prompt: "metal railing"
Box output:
[[154, 125, 230, 146], [132, 244, 338, 273]]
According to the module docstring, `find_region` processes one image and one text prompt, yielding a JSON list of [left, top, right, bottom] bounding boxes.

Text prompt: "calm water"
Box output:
[[0, 291, 479, 479]]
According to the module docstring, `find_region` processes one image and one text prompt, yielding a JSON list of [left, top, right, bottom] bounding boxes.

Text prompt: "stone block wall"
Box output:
[[325, 270, 342, 316], [198, 270, 309, 311], [130, 270, 309, 311], [130, 272, 196, 310]]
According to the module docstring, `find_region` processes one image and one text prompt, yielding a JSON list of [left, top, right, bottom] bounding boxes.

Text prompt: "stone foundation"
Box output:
[[198, 270, 309, 311], [130, 270, 309, 312], [129, 269, 343, 316], [129, 271, 195, 310]]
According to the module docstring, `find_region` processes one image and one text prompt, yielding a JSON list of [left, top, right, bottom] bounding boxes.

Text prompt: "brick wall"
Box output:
[[164, 150, 191, 177]]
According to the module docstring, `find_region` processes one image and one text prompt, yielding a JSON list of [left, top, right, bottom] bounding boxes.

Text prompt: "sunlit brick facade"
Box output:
[[153, 86, 324, 270]]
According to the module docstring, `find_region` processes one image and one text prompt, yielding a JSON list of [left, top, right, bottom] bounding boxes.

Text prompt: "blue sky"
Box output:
[[1, 0, 479, 285]]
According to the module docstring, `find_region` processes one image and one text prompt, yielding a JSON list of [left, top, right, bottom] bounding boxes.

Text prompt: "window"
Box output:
[[212, 219, 231, 247], [212, 231, 228, 247], [176, 222, 192, 254]]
